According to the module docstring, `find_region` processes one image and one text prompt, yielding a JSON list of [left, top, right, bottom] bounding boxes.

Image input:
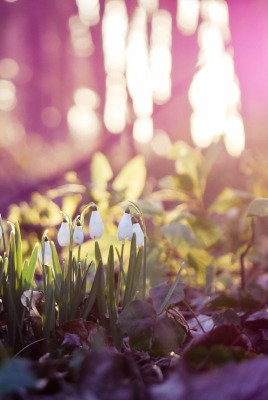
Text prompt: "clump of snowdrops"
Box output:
[[0, 202, 146, 353]]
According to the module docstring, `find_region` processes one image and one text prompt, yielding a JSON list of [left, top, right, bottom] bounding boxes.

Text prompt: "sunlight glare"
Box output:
[[133, 117, 154, 143], [201, 0, 229, 40], [224, 113, 245, 157], [151, 130, 172, 155], [150, 10, 172, 103], [198, 22, 224, 62], [0, 80, 17, 111], [138, 0, 158, 14], [74, 87, 100, 109], [104, 75, 127, 134], [76, 0, 100, 26], [189, 2, 245, 159], [69, 15, 94, 57], [176, 0, 200, 36], [0, 58, 19, 79], [102, 0, 128, 74], [67, 105, 100, 140], [191, 111, 223, 148]]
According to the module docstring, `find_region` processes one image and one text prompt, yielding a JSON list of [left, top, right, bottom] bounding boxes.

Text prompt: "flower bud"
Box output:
[[118, 208, 133, 241], [73, 220, 84, 245], [39, 237, 52, 265], [57, 219, 71, 247], [132, 216, 144, 247], [89, 206, 104, 239]]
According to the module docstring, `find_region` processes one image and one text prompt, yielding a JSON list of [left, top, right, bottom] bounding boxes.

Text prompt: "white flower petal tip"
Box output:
[[132, 218, 145, 247], [57, 221, 71, 247], [89, 207, 104, 239], [0, 225, 2, 238], [118, 208, 133, 241], [73, 224, 84, 245]]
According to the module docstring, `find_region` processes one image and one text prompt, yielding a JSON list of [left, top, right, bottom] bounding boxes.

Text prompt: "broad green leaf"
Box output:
[[209, 188, 253, 214], [22, 243, 39, 291], [187, 248, 214, 285], [14, 221, 22, 281], [186, 217, 221, 249], [159, 175, 194, 196], [167, 141, 203, 197], [162, 222, 200, 258], [61, 194, 82, 219], [47, 184, 86, 199], [112, 156, 146, 200], [132, 199, 164, 217], [150, 314, 187, 357], [246, 198, 268, 217], [118, 300, 156, 336], [81, 262, 105, 319], [91, 152, 113, 189]]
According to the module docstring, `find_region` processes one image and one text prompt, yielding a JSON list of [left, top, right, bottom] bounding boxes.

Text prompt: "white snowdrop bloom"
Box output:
[[89, 206, 104, 239], [118, 208, 133, 241], [73, 221, 84, 245], [0, 224, 2, 238], [57, 220, 71, 247], [21, 290, 43, 317], [39, 238, 52, 265], [132, 217, 145, 247]]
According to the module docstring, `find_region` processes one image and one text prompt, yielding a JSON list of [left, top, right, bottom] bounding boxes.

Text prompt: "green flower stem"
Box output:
[[142, 236, 147, 301], [240, 218, 255, 291], [0, 215, 7, 254], [116, 241, 126, 306]]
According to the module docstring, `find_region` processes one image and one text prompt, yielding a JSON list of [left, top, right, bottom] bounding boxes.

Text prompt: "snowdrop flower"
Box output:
[[89, 205, 104, 239], [39, 237, 52, 265], [73, 219, 84, 245], [21, 290, 43, 317], [132, 216, 145, 247], [118, 207, 133, 241], [0, 224, 2, 239], [57, 219, 71, 247]]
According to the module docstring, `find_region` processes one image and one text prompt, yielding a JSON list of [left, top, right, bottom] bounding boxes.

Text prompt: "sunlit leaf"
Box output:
[[22, 242, 39, 291], [47, 184, 86, 199], [187, 249, 214, 285], [91, 152, 113, 190], [167, 141, 203, 197], [162, 222, 200, 258], [246, 198, 268, 217], [133, 199, 164, 217], [209, 188, 253, 214], [186, 217, 221, 249], [112, 156, 146, 200], [91, 152, 113, 185], [61, 194, 82, 219]]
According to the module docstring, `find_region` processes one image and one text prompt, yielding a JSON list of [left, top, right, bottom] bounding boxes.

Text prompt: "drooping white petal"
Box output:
[[118, 209, 133, 241], [132, 221, 145, 247], [21, 290, 43, 317], [57, 221, 71, 247], [73, 225, 84, 245], [89, 208, 104, 239], [39, 239, 52, 265], [0, 224, 2, 238]]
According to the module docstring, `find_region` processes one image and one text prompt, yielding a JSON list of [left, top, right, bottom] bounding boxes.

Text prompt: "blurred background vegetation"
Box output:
[[1, 0, 268, 291]]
